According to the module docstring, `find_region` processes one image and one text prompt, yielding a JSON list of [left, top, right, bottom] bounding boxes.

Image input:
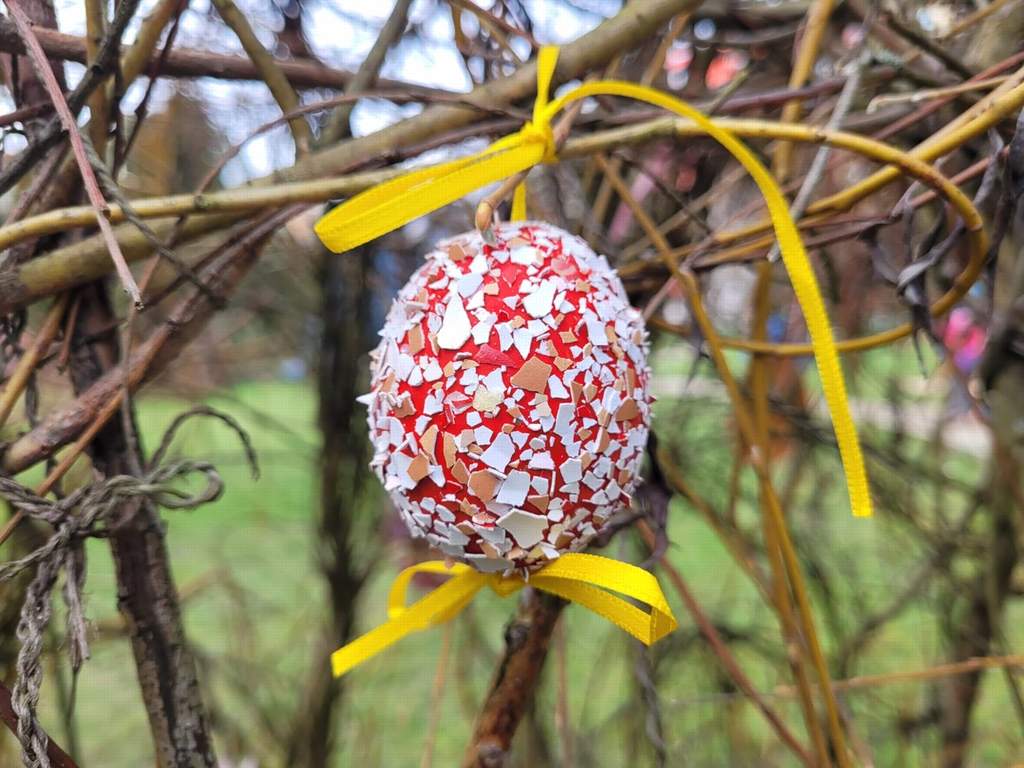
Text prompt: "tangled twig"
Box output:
[[0, 406, 256, 768]]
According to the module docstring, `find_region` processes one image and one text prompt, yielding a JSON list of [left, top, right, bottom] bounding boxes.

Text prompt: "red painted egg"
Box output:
[[360, 222, 652, 573]]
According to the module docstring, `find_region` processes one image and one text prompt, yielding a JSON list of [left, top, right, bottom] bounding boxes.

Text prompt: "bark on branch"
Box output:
[[0, 15, 447, 95], [462, 591, 566, 768]]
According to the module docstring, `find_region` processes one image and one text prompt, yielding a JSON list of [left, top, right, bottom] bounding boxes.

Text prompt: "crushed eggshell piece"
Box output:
[[510, 356, 552, 393]]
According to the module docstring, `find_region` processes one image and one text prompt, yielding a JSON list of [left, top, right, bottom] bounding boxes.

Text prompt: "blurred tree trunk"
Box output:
[[285, 244, 371, 767], [933, 11, 1024, 765], [67, 283, 216, 768], [942, 146, 1024, 767]]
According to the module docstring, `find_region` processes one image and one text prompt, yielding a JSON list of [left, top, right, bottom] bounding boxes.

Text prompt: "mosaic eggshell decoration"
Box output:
[[360, 221, 652, 573]]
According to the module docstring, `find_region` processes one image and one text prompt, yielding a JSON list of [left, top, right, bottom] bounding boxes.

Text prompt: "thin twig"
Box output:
[[419, 622, 453, 768], [940, 0, 1018, 40], [0, 294, 68, 429], [773, 0, 836, 182], [0, 13, 449, 94], [210, 0, 313, 154], [638, 520, 814, 767], [767, 53, 867, 262], [323, 0, 414, 144], [3, 0, 142, 306], [776, 655, 1024, 697]]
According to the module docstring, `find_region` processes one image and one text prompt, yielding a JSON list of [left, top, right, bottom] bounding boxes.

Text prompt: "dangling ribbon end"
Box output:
[[851, 487, 874, 518], [331, 648, 353, 678]]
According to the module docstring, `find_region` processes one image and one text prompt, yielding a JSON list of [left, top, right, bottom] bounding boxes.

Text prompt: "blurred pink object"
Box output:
[[942, 307, 985, 373], [705, 50, 747, 90]]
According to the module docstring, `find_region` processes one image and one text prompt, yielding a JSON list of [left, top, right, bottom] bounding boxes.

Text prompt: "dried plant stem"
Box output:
[[637, 520, 814, 766], [0, 293, 68, 428], [210, 0, 313, 154], [2, 0, 141, 306], [868, 75, 1010, 112], [748, 23, 863, 760], [420, 622, 453, 768], [83, 0, 108, 153], [780, 655, 1024, 697], [746, 228, 833, 767], [774, 0, 836, 181], [595, 151, 852, 765]]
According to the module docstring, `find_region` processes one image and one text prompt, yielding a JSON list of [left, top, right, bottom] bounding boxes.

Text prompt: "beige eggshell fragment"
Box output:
[[527, 495, 550, 513], [473, 387, 503, 413], [469, 470, 499, 502], [616, 397, 639, 421], [443, 433, 457, 468], [407, 453, 430, 484], [407, 325, 424, 355], [510, 356, 552, 393], [420, 424, 439, 455]]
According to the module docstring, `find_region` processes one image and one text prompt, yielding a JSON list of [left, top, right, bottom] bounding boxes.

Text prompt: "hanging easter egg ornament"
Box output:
[[317, 45, 873, 679], [362, 222, 651, 573]]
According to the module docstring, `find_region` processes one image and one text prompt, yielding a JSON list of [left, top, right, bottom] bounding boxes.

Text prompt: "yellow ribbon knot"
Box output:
[[519, 120, 557, 163]]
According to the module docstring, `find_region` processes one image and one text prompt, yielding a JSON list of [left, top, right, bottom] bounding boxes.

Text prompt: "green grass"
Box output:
[[14, 344, 1022, 766]]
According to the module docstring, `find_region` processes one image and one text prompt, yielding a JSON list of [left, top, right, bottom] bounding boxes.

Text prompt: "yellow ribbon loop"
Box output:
[[331, 553, 678, 678], [315, 46, 561, 253]]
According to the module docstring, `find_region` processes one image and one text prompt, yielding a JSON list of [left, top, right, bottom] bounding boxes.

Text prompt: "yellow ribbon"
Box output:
[[331, 553, 678, 678], [314, 45, 872, 519]]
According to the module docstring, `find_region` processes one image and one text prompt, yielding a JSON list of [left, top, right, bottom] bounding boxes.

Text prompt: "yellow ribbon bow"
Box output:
[[320, 43, 875, 678], [331, 553, 677, 678]]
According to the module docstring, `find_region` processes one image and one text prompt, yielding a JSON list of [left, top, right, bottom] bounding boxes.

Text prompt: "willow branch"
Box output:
[[0, 294, 68, 428], [210, 0, 313, 154], [0, 107, 993, 320], [462, 591, 565, 768], [119, 0, 184, 86], [0, 14, 447, 95], [322, 0, 413, 144], [2, 0, 142, 305]]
